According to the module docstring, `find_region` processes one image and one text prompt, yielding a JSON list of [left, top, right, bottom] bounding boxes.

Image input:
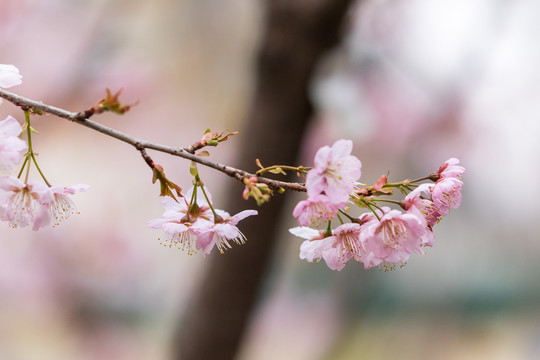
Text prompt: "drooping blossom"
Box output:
[[0, 115, 27, 172], [290, 226, 336, 266], [306, 139, 362, 203], [195, 208, 257, 256], [0, 176, 53, 230], [292, 193, 344, 227], [147, 185, 255, 256], [46, 184, 90, 226], [360, 208, 426, 269], [147, 188, 213, 255], [290, 223, 365, 271]]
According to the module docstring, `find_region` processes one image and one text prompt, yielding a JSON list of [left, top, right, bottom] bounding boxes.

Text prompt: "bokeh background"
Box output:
[[1, 0, 540, 359]]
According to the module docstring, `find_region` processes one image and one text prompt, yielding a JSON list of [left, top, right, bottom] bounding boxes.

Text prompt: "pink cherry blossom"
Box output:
[[403, 183, 442, 227], [431, 177, 463, 214], [0, 116, 27, 172], [306, 139, 362, 204], [437, 158, 465, 180], [360, 208, 426, 269], [195, 208, 258, 256], [290, 223, 364, 271], [0, 64, 22, 88], [147, 194, 212, 255], [0, 176, 53, 230], [292, 193, 344, 227], [46, 184, 89, 226], [289, 226, 335, 264]]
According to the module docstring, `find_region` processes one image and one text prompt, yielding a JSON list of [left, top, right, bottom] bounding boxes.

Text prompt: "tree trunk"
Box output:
[[176, 0, 354, 359]]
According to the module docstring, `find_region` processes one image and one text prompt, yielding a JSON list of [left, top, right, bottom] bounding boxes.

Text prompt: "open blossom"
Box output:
[[195, 208, 257, 256], [306, 139, 362, 203], [290, 226, 337, 267], [292, 193, 344, 227], [290, 223, 364, 271], [148, 186, 256, 256], [431, 177, 463, 214], [403, 183, 442, 227], [0, 176, 53, 230], [47, 184, 90, 226], [0, 116, 28, 172], [147, 191, 212, 255], [360, 208, 426, 269]]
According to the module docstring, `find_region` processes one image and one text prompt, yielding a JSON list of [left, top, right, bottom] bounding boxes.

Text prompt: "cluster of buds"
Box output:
[[0, 65, 88, 230], [84, 88, 138, 116], [242, 176, 274, 206], [289, 139, 464, 271]]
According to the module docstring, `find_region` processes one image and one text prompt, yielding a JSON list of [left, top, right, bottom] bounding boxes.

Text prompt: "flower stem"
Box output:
[[195, 174, 221, 222], [372, 198, 403, 206], [366, 202, 381, 221], [339, 209, 355, 222], [256, 164, 311, 176], [24, 110, 51, 186]]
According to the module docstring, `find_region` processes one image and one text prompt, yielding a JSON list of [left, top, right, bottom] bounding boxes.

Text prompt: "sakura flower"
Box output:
[[0, 116, 27, 172], [431, 177, 463, 214], [0, 176, 53, 230], [0, 64, 22, 88], [195, 208, 258, 256], [437, 158, 465, 180], [148, 194, 212, 255], [292, 193, 344, 227], [306, 139, 362, 203], [360, 208, 426, 269], [46, 184, 89, 226], [290, 223, 364, 271], [290, 226, 335, 265], [403, 183, 441, 227]]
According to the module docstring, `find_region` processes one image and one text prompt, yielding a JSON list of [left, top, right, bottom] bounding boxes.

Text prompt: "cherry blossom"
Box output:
[[360, 208, 426, 269], [0, 176, 53, 230], [431, 177, 463, 214], [147, 193, 212, 255], [403, 183, 442, 227], [305, 139, 362, 203], [292, 193, 344, 227], [46, 184, 90, 226], [0, 115, 27, 172], [290, 223, 364, 271], [437, 157, 465, 180], [289, 226, 335, 265], [195, 208, 258, 255]]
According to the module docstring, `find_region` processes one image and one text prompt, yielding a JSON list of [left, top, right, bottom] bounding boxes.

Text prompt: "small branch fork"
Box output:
[[0, 88, 306, 193]]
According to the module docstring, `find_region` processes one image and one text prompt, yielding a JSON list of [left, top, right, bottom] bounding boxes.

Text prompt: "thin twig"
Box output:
[[0, 88, 306, 192]]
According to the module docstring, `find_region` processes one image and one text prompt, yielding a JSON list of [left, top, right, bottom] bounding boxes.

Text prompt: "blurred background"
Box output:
[[1, 0, 540, 359]]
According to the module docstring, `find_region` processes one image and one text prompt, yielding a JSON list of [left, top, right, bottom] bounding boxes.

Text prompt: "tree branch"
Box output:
[[0, 87, 306, 192]]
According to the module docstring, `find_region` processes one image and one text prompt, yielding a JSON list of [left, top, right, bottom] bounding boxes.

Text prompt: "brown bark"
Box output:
[[175, 0, 354, 359]]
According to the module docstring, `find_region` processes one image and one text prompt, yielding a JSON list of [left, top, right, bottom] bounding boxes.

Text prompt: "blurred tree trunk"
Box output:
[[176, 0, 354, 359]]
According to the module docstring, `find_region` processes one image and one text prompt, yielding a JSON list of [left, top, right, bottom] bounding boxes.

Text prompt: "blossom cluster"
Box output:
[[290, 139, 465, 271], [0, 65, 88, 230], [148, 184, 257, 256], [1, 63, 466, 270]]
